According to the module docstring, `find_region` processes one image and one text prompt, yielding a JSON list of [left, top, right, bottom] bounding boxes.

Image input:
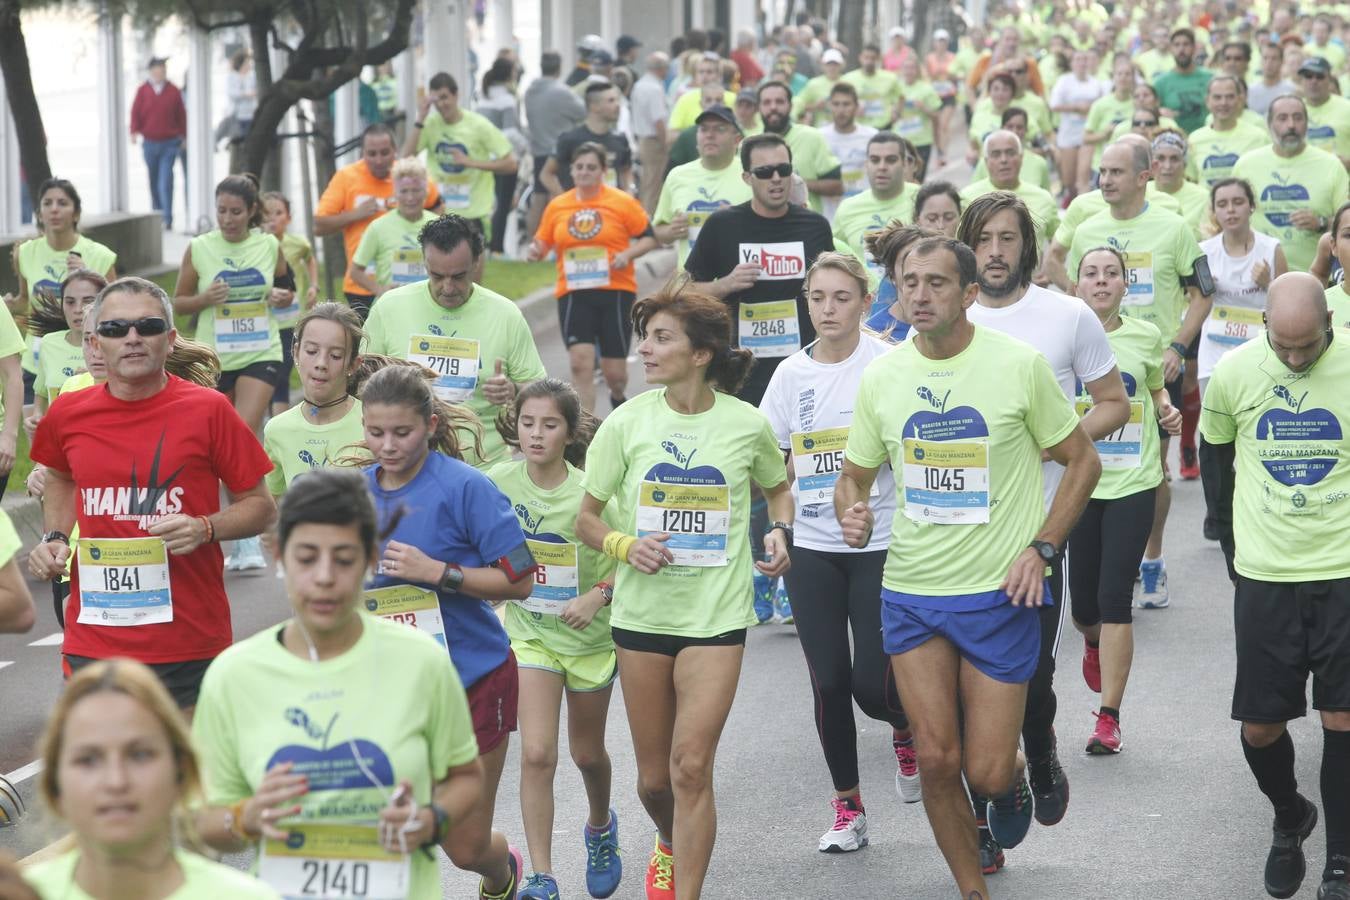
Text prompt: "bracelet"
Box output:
[[227, 799, 251, 841], [601, 530, 638, 563], [1168, 341, 1188, 358], [198, 516, 215, 544]]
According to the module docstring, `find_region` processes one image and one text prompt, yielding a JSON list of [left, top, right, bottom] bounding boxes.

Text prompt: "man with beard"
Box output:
[[1154, 29, 1213, 134], [958, 192, 1128, 874], [653, 105, 751, 266], [1234, 94, 1348, 274], [756, 80, 842, 213]]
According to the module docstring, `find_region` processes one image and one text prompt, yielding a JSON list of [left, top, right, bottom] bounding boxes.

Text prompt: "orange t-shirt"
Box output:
[[315, 161, 443, 296], [535, 184, 651, 297]]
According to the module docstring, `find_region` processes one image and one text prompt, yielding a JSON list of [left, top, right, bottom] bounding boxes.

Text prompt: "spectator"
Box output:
[[731, 29, 765, 87], [371, 61, 399, 123], [128, 57, 186, 230], [226, 50, 257, 137], [477, 57, 527, 255], [524, 51, 587, 235], [632, 52, 673, 214], [617, 34, 643, 80], [569, 34, 607, 86]]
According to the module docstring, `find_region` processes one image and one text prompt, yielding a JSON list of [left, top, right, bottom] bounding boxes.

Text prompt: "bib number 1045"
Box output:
[[923, 467, 965, 491], [300, 860, 370, 897]]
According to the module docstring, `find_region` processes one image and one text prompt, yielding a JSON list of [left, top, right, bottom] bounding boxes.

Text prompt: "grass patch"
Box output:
[[9, 428, 33, 498], [479, 259, 557, 301]]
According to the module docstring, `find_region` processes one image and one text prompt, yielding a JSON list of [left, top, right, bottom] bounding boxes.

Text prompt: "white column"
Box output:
[[396, 48, 418, 135], [185, 25, 215, 234], [690, 0, 705, 29], [333, 81, 360, 167], [424, 0, 470, 92], [0, 69, 22, 234], [548, 0, 574, 60], [96, 3, 129, 213], [729, 0, 757, 42], [493, 0, 515, 55], [600, 0, 621, 48], [876, 0, 901, 33]]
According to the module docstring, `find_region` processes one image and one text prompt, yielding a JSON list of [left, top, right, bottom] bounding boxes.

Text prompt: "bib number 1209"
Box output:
[[300, 860, 369, 897], [662, 509, 707, 533]]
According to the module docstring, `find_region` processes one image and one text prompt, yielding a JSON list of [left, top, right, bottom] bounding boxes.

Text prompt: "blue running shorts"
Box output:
[[880, 587, 1047, 684]]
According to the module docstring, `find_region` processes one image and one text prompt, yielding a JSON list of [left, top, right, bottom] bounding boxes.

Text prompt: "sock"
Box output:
[[586, 811, 614, 834], [893, 727, 913, 746], [1086, 638, 1099, 649], [1181, 387, 1201, 450], [1142, 555, 1164, 568], [1242, 729, 1304, 828], [971, 791, 989, 821], [1100, 706, 1120, 721], [657, 837, 673, 854], [838, 793, 865, 811], [1323, 729, 1350, 879]]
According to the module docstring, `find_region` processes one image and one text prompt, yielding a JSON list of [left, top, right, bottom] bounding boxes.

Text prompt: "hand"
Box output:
[[305, 285, 319, 308], [626, 533, 674, 574], [839, 501, 875, 548], [1162, 347, 1183, 383], [25, 465, 46, 499], [267, 287, 295, 308], [65, 252, 83, 272], [1251, 259, 1272, 290], [755, 528, 791, 578], [670, 212, 690, 239], [146, 514, 211, 555], [378, 781, 433, 852], [418, 95, 434, 120], [0, 431, 16, 475], [720, 262, 761, 294], [612, 251, 630, 271], [1157, 400, 1182, 436], [204, 278, 230, 306], [355, 196, 384, 219], [260, 529, 278, 562], [242, 761, 310, 841], [481, 358, 515, 405], [380, 540, 441, 585], [560, 588, 606, 630], [1002, 547, 1049, 607], [448, 146, 470, 167], [23, 411, 40, 444], [28, 540, 71, 580], [1289, 209, 1323, 232]]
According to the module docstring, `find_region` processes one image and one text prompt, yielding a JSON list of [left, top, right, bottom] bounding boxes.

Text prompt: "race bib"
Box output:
[[1122, 251, 1154, 307], [77, 537, 172, 626], [636, 481, 730, 566], [738, 300, 802, 358], [861, 98, 886, 120], [389, 249, 426, 285], [791, 427, 880, 505], [215, 301, 272, 354], [259, 823, 411, 900], [363, 584, 446, 648], [273, 297, 302, 328], [686, 210, 710, 244], [1078, 398, 1144, 468], [896, 115, 924, 137], [563, 247, 610, 291], [934, 80, 956, 97], [517, 539, 579, 614], [901, 437, 991, 524], [440, 178, 472, 210], [842, 167, 867, 197], [1207, 304, 1264, 347], [407, 334, 480, 403]]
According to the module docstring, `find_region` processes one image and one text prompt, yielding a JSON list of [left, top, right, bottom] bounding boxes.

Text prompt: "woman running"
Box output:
[[1050, 50, 1107, 200], [760, 252, 915, 852], [1069, 247, 1181, 754], [912, 181, 963, 239], [191, 468, 482, 899], [361, 364, 537, 900], [261, 191, 319, 417], [576, 285, 792, 899], [26, 659, 279, 898], [349, 157, 438, 299], [489, 379, 623, 900], [528, 141, 659, 412], [29, 269, 99, 414]]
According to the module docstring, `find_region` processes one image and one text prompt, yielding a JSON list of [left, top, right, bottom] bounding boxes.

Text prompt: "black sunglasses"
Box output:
[[750, 162, 794, 180], [1132, 119, 1158, 127], [95, 316, 169, 338]]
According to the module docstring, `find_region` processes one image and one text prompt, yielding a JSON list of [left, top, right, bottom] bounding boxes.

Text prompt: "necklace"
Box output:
[[304, 394, 349, 418]]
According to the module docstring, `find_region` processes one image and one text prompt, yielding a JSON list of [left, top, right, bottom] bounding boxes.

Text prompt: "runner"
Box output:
[[1084, 56, 1138, 176], [760, 252, 918, 853], [1153, 29, 1213, 134], [0, 508, 33, 634], [363, 214, 547, 469], [24, 659, 279, 898], [1297, 57, 1350, 168], [792, 48, 847, 128], [842, 44, 903, 131], [757, 80, 843, 212], [190, 468, 482, 900], [967, 74, 1020, 165], [27, 275, 276, 713], [30, 269, 98, 415], [576, 286, 791, 899], [348, 157, 439, 300], [927, 29, 959, 168], [542, 83, 636, 196], [835, 235, 1099, 900], [361, 363, 539, 900], [1188, 76, 1271, 189], [961, 192, 1128, 871], [863, 223, 936, 340], [261, 191, 319, 418], [893, 55, 942, 179], [528, 142, 658, 413], [833, 131, 916, 313], [817, 83, 877, 220], [959, 132, 1060, 252], [1200, 273, 1350, 900], [488, 379, 623, 900], [1067, 246, 1181, 756], [652, 105, 749, 267], [1150, 130, 1210, 240], [912, 181, 963, 238], [971, 107, 1053, 192], [1050, 49, 1108, 199]]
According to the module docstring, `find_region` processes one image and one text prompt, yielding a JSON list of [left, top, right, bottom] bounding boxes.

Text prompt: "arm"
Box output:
[[173, 246, 228, 315], [688, 265, 759, 299], [1078, 367, 1131, 440], [1203, 437, 1238, 582], [379, 538, 535, 603], [1272, 244, 1289, 280], [756, 479, 794, 578], [0, 556, 34, 634], [146, 479, 278, 556], [805, 171, 844, 197], [461, 150, 518, 174], [1163, 285, 1212, 381], [833, 458, 880, 548], [576, 491, 673, 575], [0, 354, 21, 473], [614, 234, 660, 269], [348, 260, 384, 296], [1044, 240, 1072, 293], [29, 466, 76, 580], [1310, 233, 1334, 285], [539, 157, 564, 197], [304, 253, 320, 306], [618, 166, 636, 194]]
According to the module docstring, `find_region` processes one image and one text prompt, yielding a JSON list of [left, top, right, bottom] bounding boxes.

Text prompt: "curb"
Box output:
[[3, 492, 43, 548]]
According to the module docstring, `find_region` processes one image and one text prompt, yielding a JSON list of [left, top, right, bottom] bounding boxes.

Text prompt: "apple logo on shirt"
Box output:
[[267, 707, 395, 795], [645, 440, 726, 488], [1256, 384, 1343, 486], [434, 141, 470, 174], [1201, 152, 1240, 175], [1259, 173, 1312, 229], [903, 386, 990, 445], [219, 256, 267, 302]]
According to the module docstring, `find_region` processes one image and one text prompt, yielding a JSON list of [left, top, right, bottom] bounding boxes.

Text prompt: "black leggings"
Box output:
[[1022, 552, 1066, 760], [489, 172, 518, 254], [1068, 488, 1156, 627], [784, 545, 907, 792]]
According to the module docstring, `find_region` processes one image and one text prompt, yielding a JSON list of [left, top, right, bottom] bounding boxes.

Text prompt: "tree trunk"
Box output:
[[908, 0, 930, 55], [310, 100, 345, 296], [0, 0, 52, 208], [837, 0, 865, 63]]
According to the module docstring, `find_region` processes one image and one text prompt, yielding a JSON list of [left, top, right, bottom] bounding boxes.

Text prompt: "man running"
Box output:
[[959, 131, 1060, 251], [836, 236, 1100, 900], [1200, 273, 1350, 900], [757, 80, 843, 212], [818, 82, 877, 219], [832, 131, 916, 313], [1188, 76, 1271, 189], [27, 276, 276, 714], [653, 105, 750, 267], [541, 82, 635, 197]]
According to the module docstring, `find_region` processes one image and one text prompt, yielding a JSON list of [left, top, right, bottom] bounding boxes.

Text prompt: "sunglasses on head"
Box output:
[[95, 317, 169, 338], [750, 162, 794, 179]]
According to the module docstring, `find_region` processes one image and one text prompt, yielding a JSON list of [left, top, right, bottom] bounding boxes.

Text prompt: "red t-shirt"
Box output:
[[30, 376, 274, 663]]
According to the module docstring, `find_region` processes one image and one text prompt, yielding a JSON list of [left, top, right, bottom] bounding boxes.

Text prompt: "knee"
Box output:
[[442, 822, 492, 869], [669, 745, 715, 794], [570, 744, 609, 774], [1243, 721, 1288, 748], [914, 738, 963, 784], [636, 770, 672, 805], [965, 755, 1018, 798], [521, 740, 559, 773]]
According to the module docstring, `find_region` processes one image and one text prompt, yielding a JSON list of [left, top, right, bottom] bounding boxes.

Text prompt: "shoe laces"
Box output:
[[894, 740, 919, 776], [830, 796, 863, 830], [992, 777, 1032, 815], [586, 825, 616, 871], [1029, 744, 1064, 796], [648, 844, 674, 889]]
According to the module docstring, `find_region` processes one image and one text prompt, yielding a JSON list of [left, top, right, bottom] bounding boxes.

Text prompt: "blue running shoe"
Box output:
[[752, 573, 775, 624], [1138, 560, 1169, 609], [583, 809, 622, 898], [519, 872, 561, 900], [774, 579, 794, 624], [986, 774, 1034, 849]]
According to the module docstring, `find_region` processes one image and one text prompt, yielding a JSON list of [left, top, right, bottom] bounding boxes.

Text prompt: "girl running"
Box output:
[[864, 223, 939, 341], [261, 191, 319, 417], [29, 269, 100, 413]]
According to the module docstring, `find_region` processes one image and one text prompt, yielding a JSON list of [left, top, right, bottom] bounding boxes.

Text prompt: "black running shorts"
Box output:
[[557, 290, 636, 359]]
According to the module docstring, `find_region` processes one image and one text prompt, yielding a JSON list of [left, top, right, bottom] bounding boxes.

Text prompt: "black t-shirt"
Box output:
[[553, 125, 634, 190], [684, 200, 835, 406]]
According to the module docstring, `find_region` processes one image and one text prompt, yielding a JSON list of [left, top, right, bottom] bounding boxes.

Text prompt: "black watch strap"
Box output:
[[41, 530, 69, 545]]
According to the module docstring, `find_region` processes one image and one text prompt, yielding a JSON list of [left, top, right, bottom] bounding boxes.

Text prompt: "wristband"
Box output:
[[596, 581, 614, 606], [423, 802, 449, 847], [439, 563, 465, 592], [601, 530, 638, 563], [1168, 341, 1188, 358], [227, 799, 251, 841], [198, 516, 215, 544]]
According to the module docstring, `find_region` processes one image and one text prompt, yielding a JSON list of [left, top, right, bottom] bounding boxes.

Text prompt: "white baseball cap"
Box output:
[[934, 28, 951, 42], [888, 26, 908, 39], [822, 48, 845, 65]]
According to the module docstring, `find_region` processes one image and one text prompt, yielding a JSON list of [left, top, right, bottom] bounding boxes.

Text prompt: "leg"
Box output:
[[1321, 710, 1350, 881], [1021, 556, 1064, 759], [668, 644, 744, 900], [844, 551, 907, 731], [596, 291, 634, 405], [231, 375, 275, 437], [142, 140, 164, 213], [568, 343, 598, 411], [599, 357, 629, 405], [443, 738, 515, 891], [566, 682, 616, 828], [516, 667, 565, 875], [1145, 454, 1171, 561], [616, 646, 677, 841], [1096, 489, 1155, 713], [1074, 144, 1094, 195], [1056, 146, 1076, 199], [489, 172, 517, 254], [160, 139, 179, 228]]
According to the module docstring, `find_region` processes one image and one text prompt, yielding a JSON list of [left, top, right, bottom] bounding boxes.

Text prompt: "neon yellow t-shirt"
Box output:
[[972, 151, 1053, 192], [844, 326, 1079, 598], [1077, 316, 1165, 499], [782, 124, 843, 213], [669, 88, 738, 130], [893, 78, 942, 147], [832, 188, 918, 289], [415, 108, 512, 219], [24, 849, 280, 899], [274, 232, 314, 329], [1052, 185, 1183, 250], [1084, 93, 1135, 167], [960, 178, 1060, 247], [1157, 179, 1212, 240], [1233, 144, 1350, 273], [1326, 283, 1350, 330], [15, 234, 116, 374], [792, 75, 844, 125], [262, 400, 368, 495], [1305, 94, 1350, 161], [33, 331, 85, 404], [351, 209, 438, 288], [842, 69, 904, 129], [189, 229, 283, 371], [652, 158, 752, 266]]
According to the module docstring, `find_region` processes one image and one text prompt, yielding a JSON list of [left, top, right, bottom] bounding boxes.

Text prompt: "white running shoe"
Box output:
[[818, 796, 869, 853], [235, 536, 267, 572], [893, 736, 922, 803]]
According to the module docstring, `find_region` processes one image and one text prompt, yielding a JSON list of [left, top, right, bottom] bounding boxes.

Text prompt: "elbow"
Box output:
[[255, 494, 279, 532], [2, 593, 36, 635], [507, 575, 535, 601]]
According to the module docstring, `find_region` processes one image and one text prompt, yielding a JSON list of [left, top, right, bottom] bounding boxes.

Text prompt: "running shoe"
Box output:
[[1138, 560, 1169, 609], [1266, 796, 1318, 899], [1086, 710, 1122, 755], [1179, 443, 1200, 480], [1028, 733, 1070, 826], [645, 837, 674, 900], [977, 823, 1005, 875], [519, 872, 561, 900], [223, 542, 242, 571], [773, 580, 794, 624], [1203, 517, 1220, 542], [1082, 639, 1101, 693], [818, 796, 869, 853], [1320, 879, 1350, 900], [985, 773, 1033, 849], [234, 535, 268, 572], [478, 844, 523, 900], [584, 808, 622, 898], [893, 733, 922, 803], [752, 573, 774, 624]]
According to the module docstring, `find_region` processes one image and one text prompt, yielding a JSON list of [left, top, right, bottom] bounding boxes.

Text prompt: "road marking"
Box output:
[[3, 758, 41, 785], [27, 632, 62, 647], [0, 661, 11, 672]]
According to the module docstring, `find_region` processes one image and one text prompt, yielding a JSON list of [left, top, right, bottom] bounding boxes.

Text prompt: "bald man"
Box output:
[[1200, 272, 1350, 900]]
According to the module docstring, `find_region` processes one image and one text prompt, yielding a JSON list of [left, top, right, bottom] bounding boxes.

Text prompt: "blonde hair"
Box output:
[[804, 250, 871, 298], [391, 156, 429, 184], [165, 337, 222, 388]]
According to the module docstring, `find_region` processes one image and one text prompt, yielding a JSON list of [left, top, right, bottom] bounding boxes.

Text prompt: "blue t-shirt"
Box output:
[[366, 452, 526, 688], [866, 306, 911, 342]]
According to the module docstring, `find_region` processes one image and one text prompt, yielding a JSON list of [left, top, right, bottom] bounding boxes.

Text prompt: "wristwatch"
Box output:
[[1029, 540, 1058, 564], [597, 582, 614, 606], [1168, 341, 1189, 358], [766, 521, 794, 545], [439, 563, 465, 593], [40, 530, 69, 545], [422, 802, 449, 847]]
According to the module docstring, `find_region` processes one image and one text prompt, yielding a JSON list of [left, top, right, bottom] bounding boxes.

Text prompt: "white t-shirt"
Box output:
[[1197, 231, 1280, 381], [759, 334, 896, 552], [967, 283, 1117, 507], [1050, 74, 1106, 148], [819, 123, 878, 220]]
